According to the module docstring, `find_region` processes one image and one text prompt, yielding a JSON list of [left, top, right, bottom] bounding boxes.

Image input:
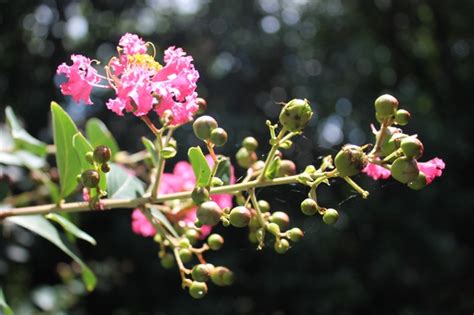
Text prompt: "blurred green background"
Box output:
[[1, 0, 473, 314]]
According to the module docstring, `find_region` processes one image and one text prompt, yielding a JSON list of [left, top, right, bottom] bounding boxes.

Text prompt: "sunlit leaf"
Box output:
[[85, 118, 119, 160], [46, 213, 97, 246], [188, 146, 211, 186], [149, 207, 179, 238], [215, 156, 232, 185], [0, 287, 13, 315], [141, 137, 158, 167], [106, 163, 144, 199]]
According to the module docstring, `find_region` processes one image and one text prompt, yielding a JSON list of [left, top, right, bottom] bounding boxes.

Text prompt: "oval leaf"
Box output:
[[85, 118, 119, 159], [188, 146, 211, 186], [141, 137, 158, 167], [46, 213, 97, 245], [106, 163, 144, 199]]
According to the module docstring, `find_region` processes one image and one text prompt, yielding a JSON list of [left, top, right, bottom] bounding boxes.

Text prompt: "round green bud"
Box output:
[[101, 163, 110, 173], [210, 128, 228, 147], [93, 146, 112, 164], [161, 146, 177, 159], [323, 208, 339, 225], [395, 109, 411, 126], [85, 151, 94, 165], [277, 160, 296, 177], [191, 264, 211, 282], [252, 160, 265, 172], [191, 186, 210, 205], [153, 234, 162, 243], [185, 229, 200, 245], [76, 174, 82, 183], [179, 238, 191, 248], [391, 157, 419, 184], [160, 253, 175, 269], [257, 200, 271, 213], [210, 177, 224, 187], [178, 248, 193, 263], [210, 267, 234, 286], [279, 140, 293, 150], [196, 98, 207, 114], [381, 133, 407, 158], [270, 211, 290, 230], [229, 206, 252, 228], [81, 170, 100, 188], [235, 147, 257, 169], [193, 116, 218, 140], [242, 137, 258, 152], [375, 112, 385, 124], [279, 98, 313, 131], [374, 94, 399, 118], [248, 232, 258, 243], [334, 145, 368, 177], [300, 198, 318, 216], [408, 172, 428, 190], [197, 201, 222, 226], [248, 215, 261, 230], [207, 233, 224, 251], [400, 137, 424, 159], [287, 228, 304, 242], [189, 281, 208, 299], [274, 239, 290, 254], [168, 137, 177, 149], [266, 222, 281, 235]]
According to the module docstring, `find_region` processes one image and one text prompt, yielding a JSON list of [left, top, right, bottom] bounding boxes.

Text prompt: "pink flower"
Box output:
[[56, 54, 100, 104], [417, 158, 445, 184], [118, 33, 147, 55], [131, 155, 235, 238], [362, 162, 391, 180]]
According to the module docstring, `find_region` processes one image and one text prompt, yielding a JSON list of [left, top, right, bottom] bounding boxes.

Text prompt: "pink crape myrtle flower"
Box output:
[[131, 155, 234, 238], [362, 162, 391, 180], [56, 54, 100, 104], [417, 158, 445, 184], [118, 33, 147, 55]]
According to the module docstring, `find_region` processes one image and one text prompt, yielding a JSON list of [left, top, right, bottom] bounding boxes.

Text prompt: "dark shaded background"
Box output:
[[1, 0, 473, 314]]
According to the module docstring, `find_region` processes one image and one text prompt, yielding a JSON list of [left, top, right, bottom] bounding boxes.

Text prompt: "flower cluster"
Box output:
[[57, 33, 200, 125]]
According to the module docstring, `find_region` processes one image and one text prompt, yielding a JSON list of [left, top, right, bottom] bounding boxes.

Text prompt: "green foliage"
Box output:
[[85, 118, 120, 160], [188, 146, 211, 186], [46, 213, 97, 246], [214, 157, 232, 185], [0, 287, 13, 315], [141, 137, 158, 167], [106, 163, 144, 199], [148, 208, 179, 238]]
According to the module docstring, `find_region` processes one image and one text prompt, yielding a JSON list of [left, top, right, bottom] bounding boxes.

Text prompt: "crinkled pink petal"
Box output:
[[362, 162, 391, 180], [106, 98, 126, 116], [56, 54, 100, 104], [131, 209, 156, 237], [119, 33, 147, 55], [417, 158, 445, 184]]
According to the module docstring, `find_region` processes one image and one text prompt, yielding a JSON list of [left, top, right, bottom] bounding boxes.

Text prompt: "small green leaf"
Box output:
[[72, 133, 94, 171], [106, 163, 144, 199], [161, 147, 177, 159], [0, 287, 14, 315], [51, 102, 81, 199], [6, 215, 97, 291], [5, 106, 47, 157], [141, 137, 158, 167], [188, 146, 211, 186], [149, 208, 179, 238], [215, 156, 232, 185], [85, 118, 119, 159], [265, 156, 281, 180], [46, 213, 97, 245]]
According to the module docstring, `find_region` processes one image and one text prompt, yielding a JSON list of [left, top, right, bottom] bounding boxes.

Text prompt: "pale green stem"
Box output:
[[257, 127, 287, 182]]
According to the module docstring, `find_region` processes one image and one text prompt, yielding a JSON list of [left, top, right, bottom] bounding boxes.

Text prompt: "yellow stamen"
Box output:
[[127, 53, 162, 72]]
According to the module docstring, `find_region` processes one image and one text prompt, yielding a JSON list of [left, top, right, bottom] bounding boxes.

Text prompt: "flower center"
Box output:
[[128, 53, 162, 72]]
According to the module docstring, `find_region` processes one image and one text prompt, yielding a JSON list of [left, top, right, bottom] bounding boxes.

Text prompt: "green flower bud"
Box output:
[[248, 215, 261, 230], [101, 163, 111, 173], [322, 208, 339, 225], [400, 137, 424, 159], [160, 253, 175, 269], [287, 228, 304, 242], [257, 200, 271, 213], [300, 198, 318, 216], [235, 147, 257, 169], [269, 211, 290, 229], [334, 145, 368, 177], [395, 109, 411, 126], [267, 222, 281, 235], [277, 160, 296, 177], [196, 98, 207, 114], [210, 128, 228, 146], [207, 233, 224, 251], [242, 137, 258, 152], [81, 170, 100, 188], [178, 248, 193, 263], [210, 266, 234, 286], [189, 281, 208, 299], [279, 98, 313, 131], [248, 232, 258, 243], [210, 177, 224, 187], [274, 239, 290, 254], [391, 156, 419, 184], [192, 264, 211, 282], [381, 133, 407, 158], [93, 145, 112, 164], [153, 234, 162, 243], [168, 137, 177, 149], [185, 229, 200, 245], [179, 238, 191, 248], [229, 206, 252, 228], [193, 116, 218, 140], [161, 146, 177, 159], [76, 174, 82, 183], [197, 201, 222, 226], [85, 151, 94, 165], [191, 186, 210, 205], [279, 140, 293, 150], [408, 172, 427, 190], [374, 94, 399, 118]]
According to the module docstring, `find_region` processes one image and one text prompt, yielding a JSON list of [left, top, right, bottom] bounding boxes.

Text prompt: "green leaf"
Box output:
[[215, 156, 232, 185], [0, 287, 14, 315], [141, 137, 158, 167], [106, 163, 144, 199], [46, 213, 97, 246], [51, 102, 81, 199], [188, 146, 211, 186], [265, 156, 281, 180], [5, 106, 47, 157], [6, 215, 97, 291], [85, 118, 119, 159], [149, 208, 179, 238], [72, 133, 94, 171], [0, 151, 46, 169]]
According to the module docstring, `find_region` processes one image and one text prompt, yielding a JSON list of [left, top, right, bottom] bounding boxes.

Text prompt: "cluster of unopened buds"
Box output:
[[0, 33, 445, 300]]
